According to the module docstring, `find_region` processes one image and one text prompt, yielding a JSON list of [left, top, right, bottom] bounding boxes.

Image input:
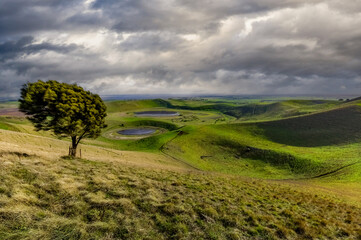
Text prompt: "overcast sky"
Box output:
[[1, 0, 361, 98]]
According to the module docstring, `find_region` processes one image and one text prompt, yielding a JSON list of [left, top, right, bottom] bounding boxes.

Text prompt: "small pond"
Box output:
[[117, 128, 156, 135], [135, 111, 179, 117]]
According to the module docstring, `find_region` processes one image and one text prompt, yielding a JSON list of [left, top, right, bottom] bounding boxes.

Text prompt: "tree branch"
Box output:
[[76, 128, 89, 146]]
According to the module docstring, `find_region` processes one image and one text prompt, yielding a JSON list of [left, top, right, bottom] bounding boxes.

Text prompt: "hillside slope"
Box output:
[[0, 129, 191, 172], [162, 105, 361, 182], [257, 105, 361, 147], [163, 99, 339, 120], [106, 99, 171, 113], [0, 131, 360, 239]]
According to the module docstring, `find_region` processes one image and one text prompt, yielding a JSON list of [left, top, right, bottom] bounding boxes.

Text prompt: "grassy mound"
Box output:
[[162, 126, 322, 179], [161, 121, 361, 181], [214, 138, 319, 173], [106, 99, 170, 113], [121, 119, 179, 131], [162, 99, 340, 121], [0, 152, 360, 239], [258, 105, 361, 147]]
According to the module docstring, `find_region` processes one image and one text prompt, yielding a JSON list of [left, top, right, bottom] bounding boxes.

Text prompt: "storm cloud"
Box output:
[[1, 0, 361, 97]]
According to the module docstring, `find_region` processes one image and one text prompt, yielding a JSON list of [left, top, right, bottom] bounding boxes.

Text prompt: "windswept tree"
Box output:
[[19, 80, 107, 157]]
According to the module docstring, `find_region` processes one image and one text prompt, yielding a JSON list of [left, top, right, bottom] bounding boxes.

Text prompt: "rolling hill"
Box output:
[[160, 102, 361, 183], [257, 105, 361, 147], [0, 129, 360, 239], [0, 97, 361, 239]]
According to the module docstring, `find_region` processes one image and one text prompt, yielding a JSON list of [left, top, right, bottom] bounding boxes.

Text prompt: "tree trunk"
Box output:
[[70, 136, 77, 157]]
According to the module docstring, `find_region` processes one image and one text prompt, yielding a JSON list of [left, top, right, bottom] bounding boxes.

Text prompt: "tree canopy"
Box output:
[[19, 80, 107, 156]]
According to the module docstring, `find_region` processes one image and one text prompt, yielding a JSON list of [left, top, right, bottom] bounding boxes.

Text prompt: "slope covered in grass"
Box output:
[[163, 121, 361, 181], [163, 125, 322, 179], [1, 98, 360, 181], [0, 121, 20, 132], [1, 146, 360, 239], [162, 99, 340, 120], [106, 99, 171, 113], [101, 99, 361, 181], [0, 129, 190, 172], [1, 98, 361, 239], [257, 105, 361, 147]]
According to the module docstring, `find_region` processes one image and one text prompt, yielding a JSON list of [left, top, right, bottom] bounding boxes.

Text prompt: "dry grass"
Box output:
[[0, 129, 192, 172], [0, 130, 361, 239]]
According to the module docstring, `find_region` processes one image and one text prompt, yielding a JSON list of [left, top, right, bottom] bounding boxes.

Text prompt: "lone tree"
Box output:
[[19, 80, 107, 157]]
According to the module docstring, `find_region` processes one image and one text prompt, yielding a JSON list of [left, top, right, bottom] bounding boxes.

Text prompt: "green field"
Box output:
[[0, 96, 360, 239]]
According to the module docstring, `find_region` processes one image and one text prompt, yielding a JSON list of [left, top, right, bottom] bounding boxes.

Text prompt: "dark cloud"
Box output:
[[0, 0, 84, 35], [93, 0, 323, 33], [65, 12, 105, 27], [0, 36, 78, 62], [1, 0, 361, 97]]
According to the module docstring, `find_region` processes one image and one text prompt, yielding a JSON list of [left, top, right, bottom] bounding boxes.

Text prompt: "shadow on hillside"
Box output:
[[257, 106, 361, 147]]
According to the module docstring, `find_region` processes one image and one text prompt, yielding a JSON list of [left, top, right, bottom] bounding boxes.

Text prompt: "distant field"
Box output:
[[0, 102, 24, 117], [0, 108, 24, 117]]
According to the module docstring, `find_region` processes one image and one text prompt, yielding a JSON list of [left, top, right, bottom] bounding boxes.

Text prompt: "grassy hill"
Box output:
[[164, 98, 340, 121], [0, 130, 360, 239], [257, 105, 361, 147], [1, 97, 361, 239], [163, 123, 361, 182], [2, 98, 361, 180], [106, 99, 171, 113], [155, 102, 361, 184]]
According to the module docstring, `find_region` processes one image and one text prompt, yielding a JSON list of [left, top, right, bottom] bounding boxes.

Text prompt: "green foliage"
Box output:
[[19, 80, 107, 151]]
